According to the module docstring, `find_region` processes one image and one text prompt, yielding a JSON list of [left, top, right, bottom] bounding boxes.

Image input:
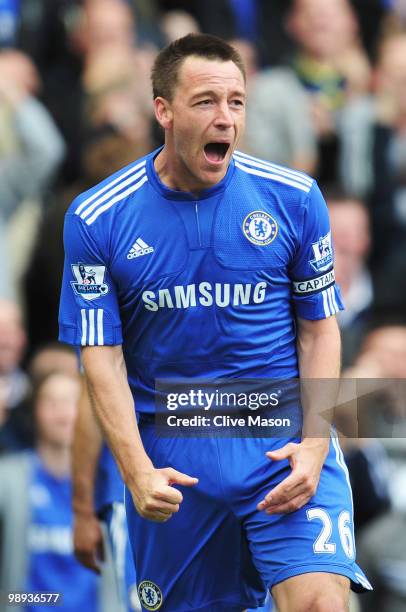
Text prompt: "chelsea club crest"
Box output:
[[138, 581, 163, 610], [243, 211, 278, 246]]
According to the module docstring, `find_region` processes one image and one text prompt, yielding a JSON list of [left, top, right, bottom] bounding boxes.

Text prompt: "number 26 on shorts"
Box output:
[[307, 508, 355, 559]]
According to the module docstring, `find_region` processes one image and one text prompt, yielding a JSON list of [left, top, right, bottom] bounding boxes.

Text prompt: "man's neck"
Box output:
[[154, 147, 225, 197]]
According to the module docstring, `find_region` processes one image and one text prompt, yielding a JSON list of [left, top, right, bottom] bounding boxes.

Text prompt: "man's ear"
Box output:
[[154, 97, 173, 129]]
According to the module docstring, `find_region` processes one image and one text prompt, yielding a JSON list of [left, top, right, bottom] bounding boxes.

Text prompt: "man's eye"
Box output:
[[231, 99, 244, 107], [197, 100, 212, 106]]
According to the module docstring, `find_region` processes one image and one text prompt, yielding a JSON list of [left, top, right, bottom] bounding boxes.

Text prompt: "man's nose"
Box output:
[[214, 102, 233, 128]]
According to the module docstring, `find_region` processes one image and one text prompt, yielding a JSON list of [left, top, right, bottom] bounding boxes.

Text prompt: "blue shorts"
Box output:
[[126, 427, 372, 612], [102, 502, 140, 611]]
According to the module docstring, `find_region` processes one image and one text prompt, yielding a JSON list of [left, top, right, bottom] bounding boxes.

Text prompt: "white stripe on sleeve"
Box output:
[[81, 309, 87, 346], [234, 161, 311, 193], [326, 286, 334, 314], [97, 309, 104, 345], [86, 175, 148, 225], [75, 160, 146, 215], [233, 153, 313, 188], [329, 286, 339, 313], [322, 289, 331, 318], [88, 309, 95, 346], [80, 167, 146, 220]]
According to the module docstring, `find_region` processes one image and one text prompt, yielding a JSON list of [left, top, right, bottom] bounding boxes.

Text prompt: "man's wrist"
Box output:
[[124, 461, 155, 490], [300, 437, 330, 453], [123, 463, 155, 490]]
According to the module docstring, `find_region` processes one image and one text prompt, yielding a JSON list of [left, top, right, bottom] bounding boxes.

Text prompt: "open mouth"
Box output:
[[203, 142, 230, 163]]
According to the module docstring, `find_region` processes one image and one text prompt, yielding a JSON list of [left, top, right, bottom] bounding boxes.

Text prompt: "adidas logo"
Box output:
[[127, 238, 154, 259]]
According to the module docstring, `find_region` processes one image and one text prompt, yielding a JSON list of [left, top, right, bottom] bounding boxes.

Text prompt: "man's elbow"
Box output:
[[81, 344, 126, 380], [297, 315, 341, 351]]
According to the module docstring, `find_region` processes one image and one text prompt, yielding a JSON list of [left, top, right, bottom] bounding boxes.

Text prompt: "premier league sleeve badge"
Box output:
[[71, 263, 109, 301]]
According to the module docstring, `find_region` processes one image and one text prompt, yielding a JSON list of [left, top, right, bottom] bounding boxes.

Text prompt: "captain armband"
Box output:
[[292, 269, 336, 295]]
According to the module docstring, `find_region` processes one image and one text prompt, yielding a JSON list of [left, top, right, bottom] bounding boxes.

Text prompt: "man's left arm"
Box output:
[[258, 316, 340, 514], [258, 180, 343, 514]]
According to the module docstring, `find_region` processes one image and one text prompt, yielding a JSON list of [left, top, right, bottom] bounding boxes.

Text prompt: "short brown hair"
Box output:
[[151, 33, 246, 101]]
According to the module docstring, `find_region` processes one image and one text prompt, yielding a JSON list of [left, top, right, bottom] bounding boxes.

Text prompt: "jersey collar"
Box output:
[[146, 147, 235, 201]]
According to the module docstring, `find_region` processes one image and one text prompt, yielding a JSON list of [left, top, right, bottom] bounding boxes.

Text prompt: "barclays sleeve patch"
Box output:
[[71, 263, 109, 301], [309, 231, 333, 272]]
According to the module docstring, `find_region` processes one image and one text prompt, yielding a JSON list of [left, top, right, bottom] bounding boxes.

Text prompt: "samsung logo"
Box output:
[[142, 282, 267, 311]]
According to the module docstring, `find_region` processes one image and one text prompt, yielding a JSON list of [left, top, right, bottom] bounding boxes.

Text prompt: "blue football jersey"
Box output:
[[59, 148, 343, 412], [25, 453, 99, 612]]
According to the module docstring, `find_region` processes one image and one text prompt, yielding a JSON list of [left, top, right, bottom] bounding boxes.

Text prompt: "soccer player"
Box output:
[[59, 34, 371, 611]]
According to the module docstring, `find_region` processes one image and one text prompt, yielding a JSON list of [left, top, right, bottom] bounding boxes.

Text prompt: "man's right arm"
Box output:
[[59, 209, 197, 522], [81, 344, 198, 522], [72, 376, 104, 573]]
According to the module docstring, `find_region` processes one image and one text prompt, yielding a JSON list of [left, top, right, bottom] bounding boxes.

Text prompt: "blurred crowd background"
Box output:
[[0, 0, 405, 610]]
